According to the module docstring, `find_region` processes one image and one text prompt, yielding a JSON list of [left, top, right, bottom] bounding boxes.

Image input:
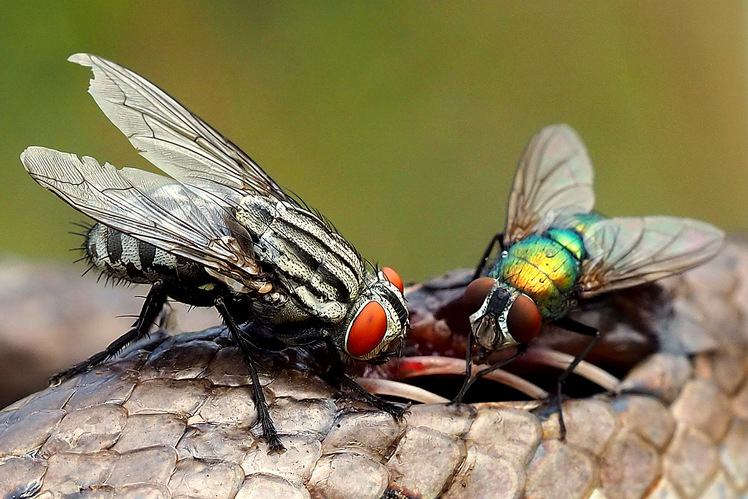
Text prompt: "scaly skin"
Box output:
[[0, 241, 746, 498]]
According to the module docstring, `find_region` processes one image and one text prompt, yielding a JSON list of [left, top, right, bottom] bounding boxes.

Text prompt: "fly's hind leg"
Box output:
[[215, 297, 285, 454], [50, 281, 168, 385], [551, 316, 601, 438]]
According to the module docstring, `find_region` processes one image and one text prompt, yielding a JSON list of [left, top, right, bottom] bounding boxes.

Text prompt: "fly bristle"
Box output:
[[72, 255, 88, 264], [68, 221, 94, 238], [285, 187, 307, 209], [70, 221, 93, 230], [363, 258, 378, 274], [286, 187, 342, 235], [80, 263, 96, 277], [115, 313, 160, 336], [395, 337, 406, 359], [70, 239, 89, 253], [362, 275, 375, 295], [319, 212, 339, 233], [113, 277, 133, 288], [116, 314, 141, 320], [95, 272, 129, 288], [70, 249, 87, 259], [69, 222, 95, 271]]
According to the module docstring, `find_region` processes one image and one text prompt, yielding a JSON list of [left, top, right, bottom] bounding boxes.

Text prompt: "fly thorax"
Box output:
[[495, 235, 579, 319], [546, 228, 586, 262], [234, 196, 366, 324], [337, 269, 409, 363]]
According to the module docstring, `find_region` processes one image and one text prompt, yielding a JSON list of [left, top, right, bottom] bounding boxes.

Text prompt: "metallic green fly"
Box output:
[[456, 124, 724, 429]]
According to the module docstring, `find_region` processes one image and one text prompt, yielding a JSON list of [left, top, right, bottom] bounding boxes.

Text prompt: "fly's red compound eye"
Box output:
[[507, 294, 542, 343], [347, 301, 388, 357], [381, 267, 404, 293], [464, 277, 495, 312]]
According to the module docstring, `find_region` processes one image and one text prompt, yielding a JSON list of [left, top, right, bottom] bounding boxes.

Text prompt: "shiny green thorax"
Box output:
[[490, 213, 605, 320]]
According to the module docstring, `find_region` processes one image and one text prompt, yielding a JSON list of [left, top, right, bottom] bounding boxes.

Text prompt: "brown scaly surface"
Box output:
[[0, 241, 746, 498]]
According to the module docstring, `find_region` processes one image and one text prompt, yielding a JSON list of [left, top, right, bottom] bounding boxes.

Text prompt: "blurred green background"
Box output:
[[1, 2, 746, 282]]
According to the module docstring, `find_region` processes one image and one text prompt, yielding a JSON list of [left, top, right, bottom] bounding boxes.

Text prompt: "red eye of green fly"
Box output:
[[464, 277, 495, 311], [347, 301, 388, 357], [507, 294, 542, 343], [381, 267, 404, 293]]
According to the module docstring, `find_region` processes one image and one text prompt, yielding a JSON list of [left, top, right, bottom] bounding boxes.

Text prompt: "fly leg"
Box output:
[[50, 281, 168, 385], [215, 297, 285, 454], [422, 233, 505, 292], [323, 335, 406, 420], [452, 342, 528, 403], [452, 326, 475, 403], [552, 316, 600, 438], [472, 232, 504, 280]]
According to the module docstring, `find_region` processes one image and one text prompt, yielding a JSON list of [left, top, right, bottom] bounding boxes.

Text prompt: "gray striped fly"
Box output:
[[21, 54, 409, 452]]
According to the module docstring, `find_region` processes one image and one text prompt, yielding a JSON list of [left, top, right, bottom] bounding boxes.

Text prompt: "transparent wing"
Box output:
[[578, 216, 725, 297], [21, 147, 262, 287], [69, 53, 294, 206], [503, 124, 595, 247]]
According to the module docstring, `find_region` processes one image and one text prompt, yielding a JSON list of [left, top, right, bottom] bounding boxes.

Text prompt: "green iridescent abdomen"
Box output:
[[492, 231, 585, 319]]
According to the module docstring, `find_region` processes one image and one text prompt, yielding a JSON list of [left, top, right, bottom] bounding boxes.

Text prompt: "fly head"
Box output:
[[337, 267, 408, 363], [467, 279, 542, 351]]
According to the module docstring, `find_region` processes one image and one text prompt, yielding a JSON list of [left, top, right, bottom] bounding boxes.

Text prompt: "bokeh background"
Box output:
[[1, 2, 746, 282]]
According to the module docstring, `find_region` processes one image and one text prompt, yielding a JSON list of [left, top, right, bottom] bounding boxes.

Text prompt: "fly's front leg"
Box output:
[[422, 233, 506, 292], [451, 328, 476, 404], [323, 335, 407, 420], [51, 281, 168, 385], [215, 296, 285, 454], [472, 233, 504, 280], [552, 316, 600, 439], [452, 342, 528, 404]]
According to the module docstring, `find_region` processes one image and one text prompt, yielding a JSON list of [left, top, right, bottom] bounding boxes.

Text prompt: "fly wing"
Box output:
[[21, 147, 263, 289], [68, 53, 294, 206], [504, 124, 595, 247], [578, 216, 725, 297]]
